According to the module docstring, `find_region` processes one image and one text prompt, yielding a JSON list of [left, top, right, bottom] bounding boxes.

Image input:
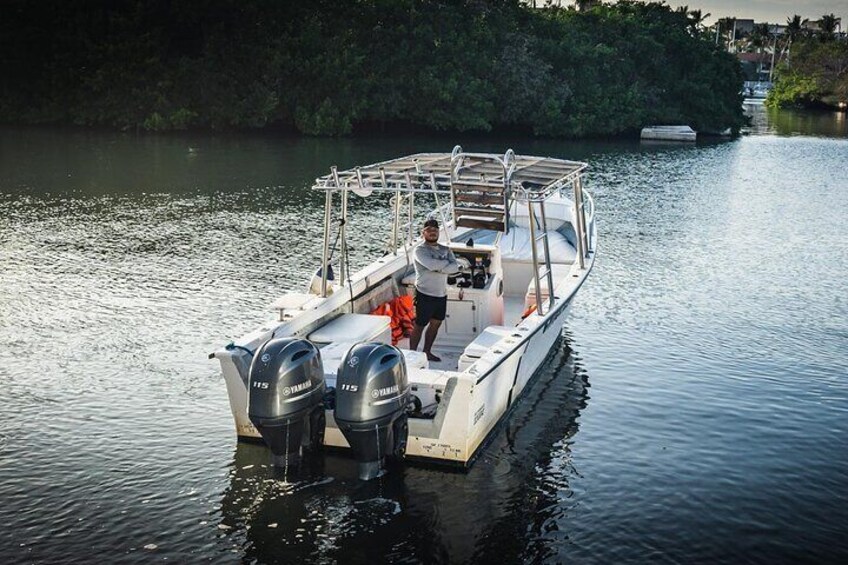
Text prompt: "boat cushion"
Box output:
[[308, 314, 392, 345], [462, 325, 515, 359], [498, 227, 576, 264], [509, 199, 573, 232]]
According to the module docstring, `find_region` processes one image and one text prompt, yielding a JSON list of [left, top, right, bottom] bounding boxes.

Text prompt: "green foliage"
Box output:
[[0, 0, 746, 136], [295, 99, 354, 136], [768, 39, 848, 108], [819, 14, 840, 41], [530, 1, 744, 135], [786, 15, 803, 42], [143, 108, 199, 131], [768, 74, 821, 107]]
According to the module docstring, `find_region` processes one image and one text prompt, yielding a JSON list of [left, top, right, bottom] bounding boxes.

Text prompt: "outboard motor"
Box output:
[[334, 342, 410, 480], [248, 337, 326, 467]]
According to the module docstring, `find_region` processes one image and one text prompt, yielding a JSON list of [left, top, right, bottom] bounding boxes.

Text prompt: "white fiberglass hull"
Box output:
[[213, 147, 596, 469], [216, 253, 592, 467]]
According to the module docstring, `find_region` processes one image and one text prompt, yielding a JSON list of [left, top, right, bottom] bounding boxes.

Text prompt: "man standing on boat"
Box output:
[[410, 218, 459, 362]]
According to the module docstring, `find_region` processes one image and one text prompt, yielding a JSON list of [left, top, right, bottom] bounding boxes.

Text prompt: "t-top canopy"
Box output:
[[312, 146, 587, 202]]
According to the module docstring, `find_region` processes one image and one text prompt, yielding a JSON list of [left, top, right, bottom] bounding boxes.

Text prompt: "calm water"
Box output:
[[1, 106, 847, 563]]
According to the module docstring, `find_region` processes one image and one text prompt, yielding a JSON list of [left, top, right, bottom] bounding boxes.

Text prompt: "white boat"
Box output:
[[744, 81, 772, 100], [210, 146, 597, 479], [640, 125, 697, 142]]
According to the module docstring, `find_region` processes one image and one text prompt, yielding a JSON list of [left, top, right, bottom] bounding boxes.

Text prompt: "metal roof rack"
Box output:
[[312, 146, 587, 203], [312, 146, 590, 296]]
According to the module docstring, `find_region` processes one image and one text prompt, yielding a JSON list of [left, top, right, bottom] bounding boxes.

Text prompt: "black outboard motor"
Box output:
[[248, 337, 326, 467], [334, 342, 410, 480]]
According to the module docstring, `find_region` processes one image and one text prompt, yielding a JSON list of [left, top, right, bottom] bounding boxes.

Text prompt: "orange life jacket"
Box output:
[[371, 296, 415, 345]]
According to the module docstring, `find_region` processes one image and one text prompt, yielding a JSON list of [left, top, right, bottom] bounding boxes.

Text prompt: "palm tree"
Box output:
[[783, 15, 803, 69], [819, 14, 839, 41], [675, 6, 710, 36], [573, 0, 599, 12], [750, 22, 771, 50], [786, 14, 803, 42], [689, 9, 710, 29], [747, 23, 773, 81], [715, 16, 737, 51]]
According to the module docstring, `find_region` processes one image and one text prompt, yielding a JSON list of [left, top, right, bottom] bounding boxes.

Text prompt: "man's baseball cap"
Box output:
[[423, 218, 439, 229]]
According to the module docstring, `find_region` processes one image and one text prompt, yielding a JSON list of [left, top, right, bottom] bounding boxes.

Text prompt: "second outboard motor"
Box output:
[[334, 342, 410, 480], [248, 337, 326, 467]]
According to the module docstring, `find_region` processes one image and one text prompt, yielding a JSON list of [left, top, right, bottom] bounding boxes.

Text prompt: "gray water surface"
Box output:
[[1, 107, 847, 563]]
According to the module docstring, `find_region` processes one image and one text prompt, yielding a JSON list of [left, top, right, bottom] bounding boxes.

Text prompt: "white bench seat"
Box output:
[[308, 313, 391, 345]]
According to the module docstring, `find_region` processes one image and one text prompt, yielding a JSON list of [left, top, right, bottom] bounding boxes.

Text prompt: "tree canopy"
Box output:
[[0, 0, 746, 137], [768, 39, 848, 109], [768, 16, 848, 110]]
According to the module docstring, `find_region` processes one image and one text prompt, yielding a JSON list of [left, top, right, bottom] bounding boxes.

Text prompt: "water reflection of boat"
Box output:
[[217, 336, 590, 562], [210, 147, 597, 478]]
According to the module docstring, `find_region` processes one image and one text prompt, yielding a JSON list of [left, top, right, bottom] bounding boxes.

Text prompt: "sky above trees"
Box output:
[[654, 1, 844, 24]]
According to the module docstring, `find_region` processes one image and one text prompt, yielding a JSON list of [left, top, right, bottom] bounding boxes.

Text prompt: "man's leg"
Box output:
[[410, 323, 425, 351], [422, 319, 442, 362]]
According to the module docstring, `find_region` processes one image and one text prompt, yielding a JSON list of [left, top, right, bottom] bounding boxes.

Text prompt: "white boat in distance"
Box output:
[[210, 146, 597, 479], [640, 125, 697, 142]]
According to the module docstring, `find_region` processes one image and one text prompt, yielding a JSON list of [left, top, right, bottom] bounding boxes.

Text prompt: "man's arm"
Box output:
[[443, 249, 459, 274], [415, 245, 458, 273]]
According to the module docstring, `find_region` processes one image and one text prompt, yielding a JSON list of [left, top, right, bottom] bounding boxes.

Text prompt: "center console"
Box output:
[[403, 244, 505, 345]]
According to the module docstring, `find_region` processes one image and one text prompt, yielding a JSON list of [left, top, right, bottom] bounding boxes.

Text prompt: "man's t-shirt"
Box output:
[[413, 243, 459, 297]]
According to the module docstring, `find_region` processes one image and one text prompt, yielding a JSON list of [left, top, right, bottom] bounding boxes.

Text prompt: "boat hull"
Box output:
[[213, 147, 597, 469], [217, 261, 589, 467]]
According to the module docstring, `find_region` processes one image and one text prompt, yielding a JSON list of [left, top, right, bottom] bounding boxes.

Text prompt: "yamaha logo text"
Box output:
[[372, 385, 400, 399], [283, 380, 311, 396]]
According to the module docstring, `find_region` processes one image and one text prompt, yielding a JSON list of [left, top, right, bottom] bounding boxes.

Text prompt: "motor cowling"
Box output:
[[248, 337, 326, 467], [334, 342, 410, 480]]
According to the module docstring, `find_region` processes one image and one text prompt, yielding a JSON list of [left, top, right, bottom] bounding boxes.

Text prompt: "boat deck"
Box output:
[[395, 338, 462, 372], [395, 296, 526, 373]]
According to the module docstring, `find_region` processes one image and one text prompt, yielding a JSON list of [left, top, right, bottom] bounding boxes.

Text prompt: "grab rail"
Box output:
[[582, 188, 595, 252]]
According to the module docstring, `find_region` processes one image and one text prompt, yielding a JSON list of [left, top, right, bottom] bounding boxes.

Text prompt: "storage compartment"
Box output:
[[444, 300, 476, 336]]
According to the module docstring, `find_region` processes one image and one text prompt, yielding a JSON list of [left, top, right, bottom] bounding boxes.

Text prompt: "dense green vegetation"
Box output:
[[768, 38, 848, 109], [0, 0, 745, 137]]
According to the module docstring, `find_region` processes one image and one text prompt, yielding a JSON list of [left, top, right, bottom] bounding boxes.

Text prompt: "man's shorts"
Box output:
[[414, 290, 447, 327]]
